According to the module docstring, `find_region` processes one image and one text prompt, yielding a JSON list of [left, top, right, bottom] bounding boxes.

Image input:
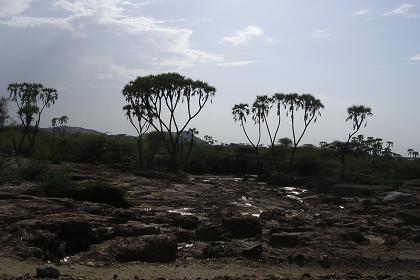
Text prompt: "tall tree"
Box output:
[[185, 128, 198, 168], [122, 73, 215, 171], [342, 105, 372, 177], [8, 83, 58, 155], [51, 115, 68, 144], [408, 148, 414, 158], [232, 103, 263, 171], [0, 97, 9, 130], [122, 91, 151, 166], [284, 93, 324, 172]]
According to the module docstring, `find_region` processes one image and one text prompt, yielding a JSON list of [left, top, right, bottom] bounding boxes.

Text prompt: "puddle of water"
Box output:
[[338, 206, 345, 209], [283, 186, 308, 195], [168, 208, 194, 216], [178, 243, 194, 250]]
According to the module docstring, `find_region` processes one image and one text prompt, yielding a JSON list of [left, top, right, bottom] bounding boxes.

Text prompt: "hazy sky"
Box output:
[[0, 0, 419, 154]]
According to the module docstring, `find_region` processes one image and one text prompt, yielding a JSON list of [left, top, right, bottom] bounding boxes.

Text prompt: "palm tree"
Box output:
[[284, 93, 324, 173], [232, 103, 261, 172], [342, 105, 372, 177], [413, 151, 419, 159], [408, 148, 414, 158]]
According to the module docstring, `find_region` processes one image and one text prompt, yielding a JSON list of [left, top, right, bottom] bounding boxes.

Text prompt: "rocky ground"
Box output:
[[0, 163, 420, 279]]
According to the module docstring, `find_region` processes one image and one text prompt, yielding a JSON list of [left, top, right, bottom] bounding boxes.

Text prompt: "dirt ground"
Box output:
[[0, 163, 420, 279]]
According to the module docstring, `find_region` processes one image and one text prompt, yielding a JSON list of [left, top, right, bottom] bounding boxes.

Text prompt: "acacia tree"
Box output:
[[284, 93, 324, 172], [8, 83, 58, 155], [0, 97, 10, 130], [122, 73, 215, 171], [342, 105, 372, 177]]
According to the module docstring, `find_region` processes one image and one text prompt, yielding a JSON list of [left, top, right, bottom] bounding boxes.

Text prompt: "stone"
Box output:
[[196, 222, 223, 241], [222, 216, 262, 238], [319, 254, 331, 268], [269, 233, 300, 248], [36, 264, 60, 278], [382, 192, 413, 203], [293, 254, 305, 266], [242, 244, 263, 259]]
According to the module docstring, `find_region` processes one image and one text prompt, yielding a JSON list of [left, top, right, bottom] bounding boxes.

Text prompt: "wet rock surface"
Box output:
[[0, 163, 419, 279]]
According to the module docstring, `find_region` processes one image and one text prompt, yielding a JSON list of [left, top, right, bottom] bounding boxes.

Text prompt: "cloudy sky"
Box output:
[[0, 0, 419, 154]]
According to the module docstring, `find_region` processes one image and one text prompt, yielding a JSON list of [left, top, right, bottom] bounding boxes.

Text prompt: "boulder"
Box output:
[[202, 241, 238, 259], [241, 243, 263, 259], [342, 230, 367, 244], [319, 254, 331, 268], [331, 184, 390, 197], [399, 210, 420, 226], [382, 192, 413, 203], [196, 222, 223, 241], [36, 264, 60, 278], [168, 213, 199, 229], [222, 216, 262, 238], [111, 234, 178, 263], [269, 233, 300, 248]]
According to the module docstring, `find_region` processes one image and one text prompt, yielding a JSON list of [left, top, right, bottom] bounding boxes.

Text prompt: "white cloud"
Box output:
[[383, 4, 416, 17], [1, 0, 223, 69], [0, 0, 32, 17], [409, 53, 420, 62], [312, 29, 332, 38], [220, 25, 264, 46], [0, 16, 74, 30], [79, 56, 149, 80], [217, 60, 256, 67], [353, 9, 370, 16]]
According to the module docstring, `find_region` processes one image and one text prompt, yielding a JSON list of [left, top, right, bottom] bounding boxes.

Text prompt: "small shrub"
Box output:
[[294, 156, 322, 176], [17, 160, 49, 181]]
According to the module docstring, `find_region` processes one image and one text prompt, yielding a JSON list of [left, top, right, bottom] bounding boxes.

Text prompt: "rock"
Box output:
[[382, 192, 413, 203], [319, 254, 331, 268], [196, 222, 223, 241], [111, 234, 178, 263], [202, 241, 238, 258], [175, 229, 195, 242], [242, 244, 262, 259], [413, 233, 420, 243], [345, 230, 367, 244], [331, 184, 390, 197], [293, 254, 305, 266], [384, 236, 399, 246], [168, 213, 199, 229], [399, 210, 420, 225], [222, 216, 262, 238], [36, 264, 60, 278], [269, 233, 300, 248], [260, 209, 285, 220]]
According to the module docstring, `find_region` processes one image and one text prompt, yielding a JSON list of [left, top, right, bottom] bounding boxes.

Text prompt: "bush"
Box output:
[[294, 155, 322, 176], [17, 160, 49, 181]]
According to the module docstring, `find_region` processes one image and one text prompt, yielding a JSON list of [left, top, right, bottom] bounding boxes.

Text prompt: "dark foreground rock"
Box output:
[[36, 264, 60, 278]]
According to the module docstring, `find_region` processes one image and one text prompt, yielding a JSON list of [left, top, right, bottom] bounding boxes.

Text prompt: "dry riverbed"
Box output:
[[0, 163, 420, 279]]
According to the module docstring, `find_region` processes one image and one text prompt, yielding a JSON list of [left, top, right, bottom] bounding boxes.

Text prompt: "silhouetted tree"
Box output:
[[284, 93, 324, 173], [123, 73, 215, 171], [51, 115, 68, 144], [278, 137, 292, 147], [8, 83, 58, 155], [204, 135, 217, 145], [185, 128, 198, 168], [0, 97, 9, 130], [342, 105, 372, 177], [413, 151, 419, 159], [408, 148, 414, 158]]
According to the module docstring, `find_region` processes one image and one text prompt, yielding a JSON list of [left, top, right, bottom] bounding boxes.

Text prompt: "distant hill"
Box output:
[[41, 126, 208, 144], [41, 126, 103, 135]]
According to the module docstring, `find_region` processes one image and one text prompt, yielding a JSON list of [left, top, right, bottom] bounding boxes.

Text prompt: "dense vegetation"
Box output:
[[0, 73, 419, 194]]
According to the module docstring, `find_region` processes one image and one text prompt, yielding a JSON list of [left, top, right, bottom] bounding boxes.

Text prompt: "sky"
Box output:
[[0, 0, 419, 154]]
